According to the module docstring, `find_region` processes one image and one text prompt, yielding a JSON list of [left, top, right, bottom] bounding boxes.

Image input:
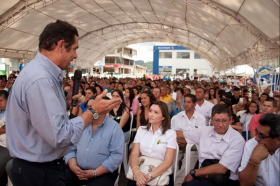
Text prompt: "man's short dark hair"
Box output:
[[184, 94, 197, 103], [0, 90, 9, 100], [153, 86, 161, 93], [223, 92, 232, 99], [259, 113, 280, 138], [274, 95, 280, 99], [211, 104, 232, 118], [264, 97, 277, 107], [261, 92, 269, 98], [110, 82, 115, 85], [233, 87, 240, 92], [39, 20, 79, 52], [196, 87, 206, 94]]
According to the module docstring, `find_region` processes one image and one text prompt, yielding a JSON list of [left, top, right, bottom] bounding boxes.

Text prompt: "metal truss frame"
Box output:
[[0, 0, 279, 71]]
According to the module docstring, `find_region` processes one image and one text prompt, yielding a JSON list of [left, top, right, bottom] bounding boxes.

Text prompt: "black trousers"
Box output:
[[11, 157, 65, 186], [65, 165, 118, 186], [0, 146, 12, 186], [182, 179, 240, 186]]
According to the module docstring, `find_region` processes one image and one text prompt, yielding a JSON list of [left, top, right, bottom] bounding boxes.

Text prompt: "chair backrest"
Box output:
[[185, 144, 199, 176], [245, 120, 251, 141], [172, 143, 179, 184], [170, 116, 175, 127], [127, 112, 134, 144], [106, 92, 112, 99], [236, 110, 246, 117]]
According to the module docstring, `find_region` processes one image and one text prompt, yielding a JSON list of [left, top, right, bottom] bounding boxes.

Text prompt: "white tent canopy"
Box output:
[[223, 64, 254, 77], [0, 0, 279, 70]]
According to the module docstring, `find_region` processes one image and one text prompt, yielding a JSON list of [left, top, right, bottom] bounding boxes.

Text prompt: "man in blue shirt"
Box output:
[[65, 97, 125, 185], [6, 20, 121, 186]]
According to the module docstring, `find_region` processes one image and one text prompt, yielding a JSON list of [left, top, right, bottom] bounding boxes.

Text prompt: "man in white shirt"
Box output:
[[172, 94, 206, 133], [195, 87, 214, 125], [239, 113, 280, 186], [177, 104, 245, 186], [171, 94, 206, 186]]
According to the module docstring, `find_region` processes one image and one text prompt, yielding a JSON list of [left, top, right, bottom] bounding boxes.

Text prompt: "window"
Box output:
[[176, 68, 189, 76], [159, 52, 172, 58], [177, 52, 190, 59], [117, 48, 122, 53], [117, 58, 123, 64], [103, 68, 115, 73], [124, 59, 130, 65], [129, 60, 134, 66], [159, 66, 172, 75], [197, 69, 208, 77], [105, 57, 115, 64], [194, 53, 204, 59]]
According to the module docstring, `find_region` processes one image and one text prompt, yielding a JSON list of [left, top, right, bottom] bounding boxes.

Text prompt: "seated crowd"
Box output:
[[0, 73, 279, 186]]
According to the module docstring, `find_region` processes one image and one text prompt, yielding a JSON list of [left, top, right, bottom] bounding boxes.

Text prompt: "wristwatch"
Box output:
[[89, 108, 99, 120], [148, 173, 153, 180], [190, 169, 198, 179]]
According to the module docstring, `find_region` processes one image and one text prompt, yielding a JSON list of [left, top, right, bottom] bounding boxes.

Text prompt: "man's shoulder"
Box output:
[[252, 113, 263, 120], [194, 110, 205, 119], [174, 111, 185, 118], [203, 100, 214, 107], [227, 126, 246, 144], [243, 138, 258, 154], [105, 116, 122, 132]]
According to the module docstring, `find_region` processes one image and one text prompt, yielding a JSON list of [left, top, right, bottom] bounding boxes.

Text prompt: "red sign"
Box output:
[[104, 64, 125, 68]]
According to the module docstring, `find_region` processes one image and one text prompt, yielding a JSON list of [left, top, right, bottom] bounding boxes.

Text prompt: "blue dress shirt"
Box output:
[[168, 99, 185, 118], [0, 109, 6, 120], [6, 53, 85, 162], [65, 116, 124, 172]]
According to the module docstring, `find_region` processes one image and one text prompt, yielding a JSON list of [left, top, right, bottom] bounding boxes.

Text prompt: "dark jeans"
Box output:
[[11, 157, 65, 186], [0, 146, 12, 186], [182, 179, 240, 186], [65, 165, 118, 186], [127, 174, 174, 186]]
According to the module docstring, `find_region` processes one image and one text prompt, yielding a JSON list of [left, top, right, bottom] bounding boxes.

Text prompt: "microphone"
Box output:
[[71, 70, 82, 106]]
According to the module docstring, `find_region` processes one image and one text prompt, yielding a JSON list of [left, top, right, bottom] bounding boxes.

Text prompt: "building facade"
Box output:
[[153, 46, 213, 77], [103, 47, 136, 75]]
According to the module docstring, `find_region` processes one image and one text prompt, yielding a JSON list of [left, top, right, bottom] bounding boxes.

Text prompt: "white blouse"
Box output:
[[134, 126, 177, 161]]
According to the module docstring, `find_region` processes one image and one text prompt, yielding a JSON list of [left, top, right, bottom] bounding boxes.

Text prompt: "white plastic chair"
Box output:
[[245, 120, 251, 141], [170, 116, 175, 128], [123, 112, 134, 174], [173, 143, 179, 184], [236, 110, 246, 117], [106, 92, 112, 99], [185, 144, 199, 176], [114, 165, 122, 186], [115, 112, 133, 186]]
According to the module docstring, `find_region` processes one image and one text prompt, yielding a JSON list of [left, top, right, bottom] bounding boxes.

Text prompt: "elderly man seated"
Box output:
[[239, 113, 279, 186], [64, 96, 125, 186], [176, 104, 245, 186]]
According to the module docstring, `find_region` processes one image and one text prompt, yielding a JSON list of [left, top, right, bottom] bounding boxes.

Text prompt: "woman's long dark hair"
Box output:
[[111, 89, 130, 114], [94, 83, 103, 92], [209, 88, 216, 100], [146, 101, 170, 135], [125, 87, 135, 109], [79, 85, 85, 96], [140, 91, 157, 111]]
